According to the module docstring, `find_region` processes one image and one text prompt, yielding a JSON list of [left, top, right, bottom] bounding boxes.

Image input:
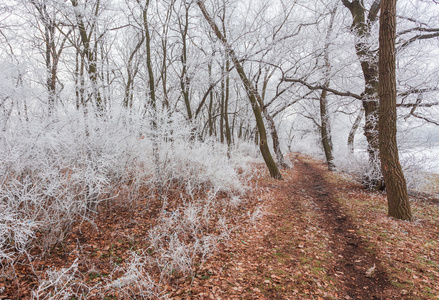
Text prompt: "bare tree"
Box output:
[[197, 0, 282, 179], [28, 0, 72, 116], [318, 4, 337, 171], [70, 0, 105, 113]]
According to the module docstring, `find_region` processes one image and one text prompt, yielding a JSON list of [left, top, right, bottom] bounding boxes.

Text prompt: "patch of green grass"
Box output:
[[422, 259, 437, 268], [273, 252, 287, 258], [114, 256, 123, 265], [391, 280, 407, 289], [88, 272, 108, 282], [421, 286, 438, 299], [311, 266, 325, 275], [299, 256, 312, 264], [272, 269, 287, 276], [273, 251, 290, 264], [88, 272, 101, 280]]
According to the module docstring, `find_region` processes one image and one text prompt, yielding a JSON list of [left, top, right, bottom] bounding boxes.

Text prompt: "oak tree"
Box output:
[[378, 0, 412, 220]]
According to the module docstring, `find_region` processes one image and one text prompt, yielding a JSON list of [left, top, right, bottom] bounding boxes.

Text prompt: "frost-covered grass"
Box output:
[[0, 107, 261, 297]]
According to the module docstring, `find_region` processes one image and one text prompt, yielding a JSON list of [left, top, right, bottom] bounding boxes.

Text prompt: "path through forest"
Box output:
[[179, 155, 401, 299], [4, 154, 438, 299]]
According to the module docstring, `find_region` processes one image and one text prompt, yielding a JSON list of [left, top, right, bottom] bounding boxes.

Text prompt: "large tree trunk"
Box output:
[[378, 0, 412, 220], [197, 1, 282, 179], [342, 0, 384, 190]]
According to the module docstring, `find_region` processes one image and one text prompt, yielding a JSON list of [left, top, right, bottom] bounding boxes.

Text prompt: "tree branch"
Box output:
[[398, 27, 439, 36], [397, 32, 439, 50], [407, 113, 439, 126], [282, 77, 362, 100], [397, 102, 439, 108], [341, 0, 353, 11], [368, 0, 381, 24]]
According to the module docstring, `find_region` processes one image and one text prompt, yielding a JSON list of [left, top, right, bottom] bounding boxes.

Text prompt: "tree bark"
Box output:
[[319, 5, 337, 171], [179, 2, 192, 120], [342, 0, 384, 190], [123, 33, 145, 108], [197, 1, 282, 179], [224, 58, 232, 147], [378, 0, 412, 220], [257, 68, 288, 169], [220, 66, 225, 143], [139, 0, 157, 110], [348, 107, 364, 153], [319, 89, 335, 170]]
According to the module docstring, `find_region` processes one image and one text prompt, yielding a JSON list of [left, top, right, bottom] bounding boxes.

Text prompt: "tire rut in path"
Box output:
[[295, 158, 391, 299]]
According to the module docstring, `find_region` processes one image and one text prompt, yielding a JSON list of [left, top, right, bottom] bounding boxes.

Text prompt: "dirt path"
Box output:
[[181, 155, 396, 299], [294, 156, 391, 299]]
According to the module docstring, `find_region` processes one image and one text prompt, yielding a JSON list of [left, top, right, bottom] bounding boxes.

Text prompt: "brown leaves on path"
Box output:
[[183, 154, 439, 299]]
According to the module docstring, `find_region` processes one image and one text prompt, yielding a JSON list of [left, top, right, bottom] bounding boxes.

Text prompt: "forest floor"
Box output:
[[173, 154, 439, 300], [2, 154, 439, 299]]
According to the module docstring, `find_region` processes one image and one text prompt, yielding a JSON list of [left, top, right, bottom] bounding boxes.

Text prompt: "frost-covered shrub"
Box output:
[[335, 152, 381, 185], [0, 99, 259, 297], [147, 193, 233, 276], [31, 259, 89, 300], [400, 150, 438, 192], [0, 106, 258, 259], [130, 112, 257, 195], [0, 206, 36, 265], [105, 252, 165, 299], [0, 113, 116, 252], [336, 149, 435, 193]]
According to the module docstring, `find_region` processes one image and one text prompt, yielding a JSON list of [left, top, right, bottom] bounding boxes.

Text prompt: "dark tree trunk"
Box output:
[[141, 0, 156, 110], [224, 58, 232, 147], [264, 112, 289, 169], [123, 34, 145, 108], [220, 63, 225, 143], [208, 60, 214, 137], [179, 2, 192, 120], [378, 0, 412, 220], [342, 0, 384, 190]]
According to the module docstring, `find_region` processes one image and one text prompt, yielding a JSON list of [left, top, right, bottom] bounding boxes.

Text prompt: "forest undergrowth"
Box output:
[[1, 112, 438, 299], [0, 110, 264, 299]]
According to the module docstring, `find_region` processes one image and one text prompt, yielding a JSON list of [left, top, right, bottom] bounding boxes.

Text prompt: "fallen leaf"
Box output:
[[365, 264, 376, 277]]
